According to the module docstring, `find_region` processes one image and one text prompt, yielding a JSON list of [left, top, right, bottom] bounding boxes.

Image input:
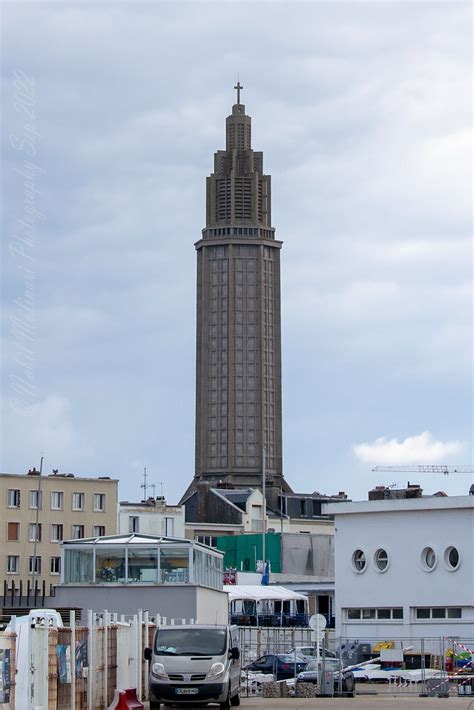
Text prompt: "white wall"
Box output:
[[326, 496, 474, 639], [118, 504, 185, 538]]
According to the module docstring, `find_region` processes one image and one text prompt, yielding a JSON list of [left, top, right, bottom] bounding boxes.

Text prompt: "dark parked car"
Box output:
[[244, 654, 307, 680], [297, 659, 356, 697]]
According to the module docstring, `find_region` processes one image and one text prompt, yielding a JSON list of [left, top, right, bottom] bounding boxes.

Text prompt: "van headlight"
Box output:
[[151, 662, 168, 679], [207, 662, 225, 679]]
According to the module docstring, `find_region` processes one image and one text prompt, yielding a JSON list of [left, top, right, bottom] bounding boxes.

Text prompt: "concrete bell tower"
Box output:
[[181, 84, 291, 506]]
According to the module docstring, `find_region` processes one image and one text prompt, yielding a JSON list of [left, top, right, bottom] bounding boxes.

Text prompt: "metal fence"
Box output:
[[238, 630, 474, 698], [1, 617, 472, 707], [0, 610, 195, 710]]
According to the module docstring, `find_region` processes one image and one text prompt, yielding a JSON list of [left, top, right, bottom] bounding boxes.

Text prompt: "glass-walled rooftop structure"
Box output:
[[61, 534, 223, 590]]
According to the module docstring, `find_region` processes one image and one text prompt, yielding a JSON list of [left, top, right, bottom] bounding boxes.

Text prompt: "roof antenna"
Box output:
[[141, 467, 148, 499]]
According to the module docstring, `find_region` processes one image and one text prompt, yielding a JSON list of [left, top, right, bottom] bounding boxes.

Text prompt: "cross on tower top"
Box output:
[[234, 80, 243, 104]]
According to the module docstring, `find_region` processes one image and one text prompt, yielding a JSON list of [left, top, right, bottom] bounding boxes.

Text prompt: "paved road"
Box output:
[[143, 697, 474, 709]]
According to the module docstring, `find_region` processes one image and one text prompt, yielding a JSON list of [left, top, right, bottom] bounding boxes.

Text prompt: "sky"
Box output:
[[1, 1, 472, 505]]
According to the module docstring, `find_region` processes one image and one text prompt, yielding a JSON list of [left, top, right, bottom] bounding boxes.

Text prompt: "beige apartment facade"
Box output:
[[0, 469, 118, 591]]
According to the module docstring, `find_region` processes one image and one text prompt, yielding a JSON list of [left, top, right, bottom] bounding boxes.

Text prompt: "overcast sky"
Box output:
[[1, 1, 472, 504]]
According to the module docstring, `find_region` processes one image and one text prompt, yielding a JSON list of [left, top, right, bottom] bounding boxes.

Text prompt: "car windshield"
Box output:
[[305, 658, 339, 671], [154, 628, 227, 656], [279, 655, 304, 663], [291, 647, 336, 658]]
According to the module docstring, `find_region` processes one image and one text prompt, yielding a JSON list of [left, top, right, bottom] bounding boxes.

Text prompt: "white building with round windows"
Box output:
[[324, 494, 473, 640]]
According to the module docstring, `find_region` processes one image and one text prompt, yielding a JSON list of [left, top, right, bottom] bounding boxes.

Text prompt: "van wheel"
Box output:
[[230, 692, 241, 706], [220, 689, 231, 709]]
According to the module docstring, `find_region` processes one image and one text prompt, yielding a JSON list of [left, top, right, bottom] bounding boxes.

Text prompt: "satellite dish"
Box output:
[[309, 614, 327, 632]]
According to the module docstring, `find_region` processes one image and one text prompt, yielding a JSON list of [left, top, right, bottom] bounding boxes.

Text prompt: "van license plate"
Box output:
[[176, 688, 199, 695]]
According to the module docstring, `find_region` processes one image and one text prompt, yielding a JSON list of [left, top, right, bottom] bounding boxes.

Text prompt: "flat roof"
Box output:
[[0, 472, 118, 482], [324, 495, 474, 515], [61, 532, 223, 554]]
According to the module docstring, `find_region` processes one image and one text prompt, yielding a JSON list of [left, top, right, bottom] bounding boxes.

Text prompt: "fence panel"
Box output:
[[0, 629, 16, 709]]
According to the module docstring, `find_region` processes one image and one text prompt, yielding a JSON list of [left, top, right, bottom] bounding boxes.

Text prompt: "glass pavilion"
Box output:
[[61, 534, 224, 590]]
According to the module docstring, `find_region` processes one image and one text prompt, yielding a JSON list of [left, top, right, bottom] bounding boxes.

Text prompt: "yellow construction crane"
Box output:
[[372, 465, 474, 477]]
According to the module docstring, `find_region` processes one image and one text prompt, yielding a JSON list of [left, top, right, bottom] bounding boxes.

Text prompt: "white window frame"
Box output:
[[7, 489, 20, 508], [129, 516, 139, 533], [351, 549, 367, 573], [28, 523, 42, 542], [50, 557, 61, 575], [72, 492, 85, 511], [51, 524, 63, 542], [164, 517, 174, 537], [28, 556, 41, 574], [51, 491, 64, 510], [374, 548, 389, 572], [93, 493, 105, 512], [444, 546, 461, 571], [414, 607, 462, 621], [29, 489, 42, 510], [345, 607, 404, 621], [420, 546, 437, 572], [7, 555, 19, 574], [93, 525, 106, 537], [71, 524, 85, 539]]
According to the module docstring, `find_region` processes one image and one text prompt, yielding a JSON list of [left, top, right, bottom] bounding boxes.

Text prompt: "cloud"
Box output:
[[0, 394, 87, 471], [1, 2, 471, 502], [352, 431, 465, 465]]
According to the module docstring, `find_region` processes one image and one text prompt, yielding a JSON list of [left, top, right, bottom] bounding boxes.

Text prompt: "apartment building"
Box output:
[[0, 468, 118, 590], [118, 497, 185, 538]]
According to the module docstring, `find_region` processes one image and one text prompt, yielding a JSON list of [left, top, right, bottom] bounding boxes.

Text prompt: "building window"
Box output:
[[374, 548, 389, 572], [129, 516, 139, 533], [93, 493, 105, 512], [352, 549, 367, 573], [164, 517, 174, 537], [444, 546, 460, 571], [346, 607, 403, 621], [420, 546, 437, 571], [300, 499, 307, 517], [51, 524, 63, 542], [312, 500, 321, 516], [51, 491, 64, 510], [28, 523, 42, 542], [7, 522, 20, 541], [50, 557, 61, 575], [72, 492, 85, 511], [415, 607, 462, 620], [29, 490, 42, 509], [29, 556, 42, 574], [7, 556, 19, 574], [71, 525, 84, 539], [7, 489, 20, 508], [196, 535, 218, 548], [93, 525, 105, 537]]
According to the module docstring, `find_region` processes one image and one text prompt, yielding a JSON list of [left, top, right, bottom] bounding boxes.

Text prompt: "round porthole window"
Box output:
[[444, 546, 460, 571], [352, 549, 366, 573], [374, 548, 389, 572], [420, 546, 437, 572]]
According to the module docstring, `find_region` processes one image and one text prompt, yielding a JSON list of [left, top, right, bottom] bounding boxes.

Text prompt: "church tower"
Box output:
[[184, 84, 290, 504]]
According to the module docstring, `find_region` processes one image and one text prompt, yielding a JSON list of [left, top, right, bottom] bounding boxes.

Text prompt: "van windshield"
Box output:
[[154, 628, 227, 656]]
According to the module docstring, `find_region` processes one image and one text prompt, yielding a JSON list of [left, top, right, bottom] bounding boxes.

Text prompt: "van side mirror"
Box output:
[[230, 647, 240, 660], [144, 647, 152, 661]]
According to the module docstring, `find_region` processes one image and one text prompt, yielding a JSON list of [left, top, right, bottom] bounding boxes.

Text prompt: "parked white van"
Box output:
[[144, 624, 241, 709]]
